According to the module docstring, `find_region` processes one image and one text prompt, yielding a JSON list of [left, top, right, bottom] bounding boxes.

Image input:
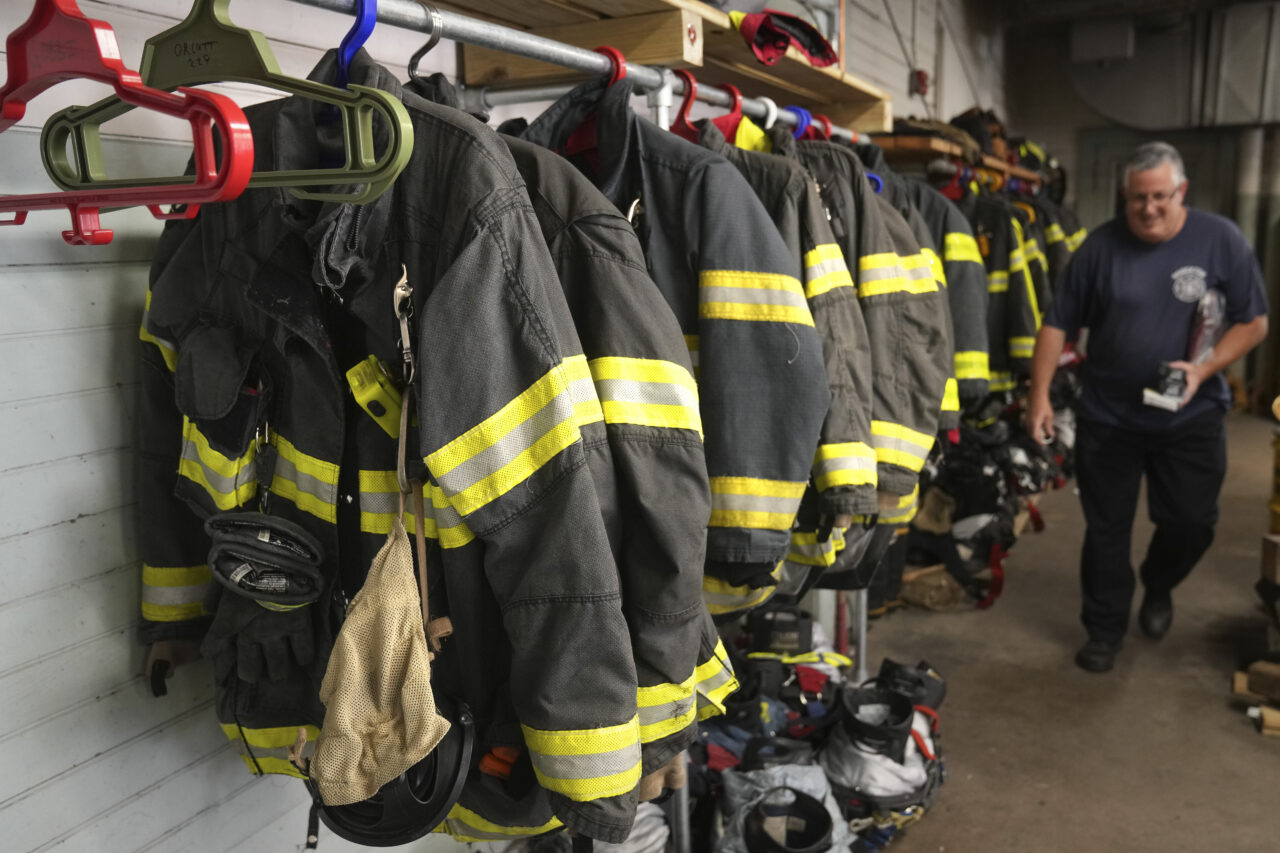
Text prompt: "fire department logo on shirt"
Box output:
[[1171, 265, 1207, 303]]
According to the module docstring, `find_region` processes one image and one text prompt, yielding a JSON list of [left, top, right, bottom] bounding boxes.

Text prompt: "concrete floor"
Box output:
[[871, 414, 1280, 852]]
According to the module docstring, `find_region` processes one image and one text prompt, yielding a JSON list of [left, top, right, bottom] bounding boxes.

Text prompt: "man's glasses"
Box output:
[[1125, 189, 1180, 207]]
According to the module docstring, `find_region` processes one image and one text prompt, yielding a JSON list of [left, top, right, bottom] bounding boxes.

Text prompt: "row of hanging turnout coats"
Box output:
[[135, 49, 967, 844]]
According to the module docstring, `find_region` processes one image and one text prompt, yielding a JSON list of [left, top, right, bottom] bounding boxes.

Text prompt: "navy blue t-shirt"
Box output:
[[1043, 209, 1268, 430]]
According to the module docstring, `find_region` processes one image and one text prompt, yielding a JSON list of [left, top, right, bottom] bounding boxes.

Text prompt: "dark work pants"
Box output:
[[1074, 412, 1227, 643]]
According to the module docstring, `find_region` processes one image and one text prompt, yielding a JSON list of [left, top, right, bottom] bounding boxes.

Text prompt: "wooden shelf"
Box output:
[[449, 0, 892, 133], [871, 135, 1043, 184]]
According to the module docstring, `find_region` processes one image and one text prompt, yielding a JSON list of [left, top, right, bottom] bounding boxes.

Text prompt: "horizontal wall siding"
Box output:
[[0, 1, 462, 851]]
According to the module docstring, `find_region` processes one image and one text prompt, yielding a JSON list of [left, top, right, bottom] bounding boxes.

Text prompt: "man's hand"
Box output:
[[1026, 395, 1056, 444], [1167, 360, 1207, 406]]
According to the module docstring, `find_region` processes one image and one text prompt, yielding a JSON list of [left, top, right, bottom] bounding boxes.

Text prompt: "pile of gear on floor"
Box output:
[[681, 605, 946, 852]]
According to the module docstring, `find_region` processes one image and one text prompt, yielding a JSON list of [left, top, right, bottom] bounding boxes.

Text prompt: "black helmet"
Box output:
[[839, 685, 913, 764], [743, 786, 834, 853], [308, 695, 475, 847]]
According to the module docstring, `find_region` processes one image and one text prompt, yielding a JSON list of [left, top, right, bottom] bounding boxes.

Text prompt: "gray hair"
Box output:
[[1123, 141, 1186, 186]]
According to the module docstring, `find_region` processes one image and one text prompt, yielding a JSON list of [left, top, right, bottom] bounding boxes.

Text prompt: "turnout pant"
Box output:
[[1074, 412, 1227, 643]]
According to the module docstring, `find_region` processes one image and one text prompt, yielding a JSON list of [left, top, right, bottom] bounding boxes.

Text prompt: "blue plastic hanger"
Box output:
[[788, 105, 812, 138], [336, 0, 377, 88], [865, 171, 883, 193]]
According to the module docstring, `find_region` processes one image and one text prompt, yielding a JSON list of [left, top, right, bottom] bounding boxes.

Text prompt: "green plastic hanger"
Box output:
[[41, 0, 413, 203]]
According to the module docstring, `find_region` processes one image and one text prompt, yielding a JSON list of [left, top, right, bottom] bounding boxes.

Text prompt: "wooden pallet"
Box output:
[[449, 0, 891, 132]]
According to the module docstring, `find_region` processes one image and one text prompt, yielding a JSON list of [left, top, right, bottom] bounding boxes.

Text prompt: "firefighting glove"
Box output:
[[201, 583, 316, 685]]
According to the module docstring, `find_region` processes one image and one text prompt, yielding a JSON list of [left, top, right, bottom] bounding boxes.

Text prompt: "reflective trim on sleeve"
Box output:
[[709, 476, 806, 530], [178, 418, 257, 511], [441, 804, 562, 842], [1009, 336, 1036, 359], [803, 244, 855, 298], [358, 472, 475, 548], [944, 232, 983, 265], [141, 563, 211, 622], [564, 355, 605, 429], [699, 270, 815, 326], [589, 357, 702, 435], [941, 377, 960, 413], [954, 350, 990, 381], [683, 334, 699, 373], [786, 528, 846, 568], [1044, 223, 1066, 244], [989, 371, 1016, 392], [857, 252, 939, 298], [269, 433, 340, 523], [871, 420, 935, 473], [1065, 228, 1087, 251], [221, 723, 318, 779], [878, 485, 919, 525], [987, 270, 1010, 293], [637, 673, 697, 744], [812, 441, 877, 491], [521, 716, 643, 801], [427, 357, 588, 517], [921, 247, 947, 288], [702, 565, 781, 616], [693, 638, 739, 720], [139, 292, 178, 372]]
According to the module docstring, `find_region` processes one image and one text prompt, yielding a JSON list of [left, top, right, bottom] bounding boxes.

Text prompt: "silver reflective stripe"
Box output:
[[180, 443, 254, 495], [806, 257, 849, 282], [361, 489, 399, 516], [529, 742, 640, 782], [435, 386, 576, 497], [637, 695, 695, 730], [814, 454, 875, 479], [872, 434, 933, 458], [697, 665, 735, 698], [142, 583, 207, 606], [790, 539, 834, 561], [701, 285, 808, 309], [274, 454, 338, 506], [711, 492, 802, 514], [594, 377, 699, 409]]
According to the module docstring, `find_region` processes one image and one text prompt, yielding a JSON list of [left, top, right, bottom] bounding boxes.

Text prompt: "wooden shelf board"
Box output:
[[871, 135, 1043, 184]]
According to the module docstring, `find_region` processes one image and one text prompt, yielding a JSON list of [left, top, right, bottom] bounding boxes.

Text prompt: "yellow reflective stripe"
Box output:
[[921, 247, 947, 288], [804, 244, 854, 298], [637, 673, 697, 743], [1065, 228, 1087, 251], [700, 270, 814, 326], [521, 717, 643, 801], [694, 639, 739, 720], [428, 357, 587, 517], [941, 377, 960, 412], [178, 418, 257, 511], [1044, 223, 1066, 244], [702, 566, 781, 615], [588, 357, 702, 435], [747, 650, 853, 667], [944, 232, 983, 265], [857, 252, 939, 297], [140, 564, 210, 622], [220, 723, 318, 779], [357, 473, 476, 547], [871, 420, 934, 473], [812, 441, 877, 491], [988, 270, 1009, 293], [683, 334, 700, 377], [954, 350, 990, 381], [268, 433, 339, 523], [564, 356, 605, 429], [441, 804, 562, 842], [709, 476, 806, 530], [989, 371, 1016, 392], [1010, 336, 1036, 358], [139, 292, 177, 372], [879, 485, 919, 525], [786, 528, 846, 567]]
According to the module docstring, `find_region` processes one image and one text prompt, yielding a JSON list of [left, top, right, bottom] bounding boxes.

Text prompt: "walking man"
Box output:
[[1027, 141, 1269, 673]]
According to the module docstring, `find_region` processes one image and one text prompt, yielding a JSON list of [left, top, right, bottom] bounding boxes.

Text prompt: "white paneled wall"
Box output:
[[0, 1, 468, 851]]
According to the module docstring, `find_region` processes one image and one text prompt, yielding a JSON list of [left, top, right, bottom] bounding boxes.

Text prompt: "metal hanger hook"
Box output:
[[408, 2, 444, 82]]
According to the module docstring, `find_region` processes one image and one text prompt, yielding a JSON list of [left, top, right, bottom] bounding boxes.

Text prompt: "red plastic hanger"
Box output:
[[0, 0, 253, 245], [939, 164, 965, 201], [709, 84, 743, 142], [799, 112, 832, 140], [669, 69, 700, 142], [563, 46, 626, 160]]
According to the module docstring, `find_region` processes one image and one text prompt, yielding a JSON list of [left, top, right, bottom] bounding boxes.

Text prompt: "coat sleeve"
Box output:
[[940, 206, 991, 404], [1006, 216, 1043, 374], [688, 159, 831, 583], [796, 175, 878, 517], [419, 193, 641, 842]]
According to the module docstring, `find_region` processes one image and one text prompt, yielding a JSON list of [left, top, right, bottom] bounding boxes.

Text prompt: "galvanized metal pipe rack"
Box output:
[[286, 0, 857, 141]]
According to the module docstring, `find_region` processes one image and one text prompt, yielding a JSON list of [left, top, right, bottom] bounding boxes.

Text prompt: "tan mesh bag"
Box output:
[[309, 515, 450, 805]]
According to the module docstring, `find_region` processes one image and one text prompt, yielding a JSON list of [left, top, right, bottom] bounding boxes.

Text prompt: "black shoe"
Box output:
[[1138, 591, 1173, 640], [1075, 639, 1122, 673]]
